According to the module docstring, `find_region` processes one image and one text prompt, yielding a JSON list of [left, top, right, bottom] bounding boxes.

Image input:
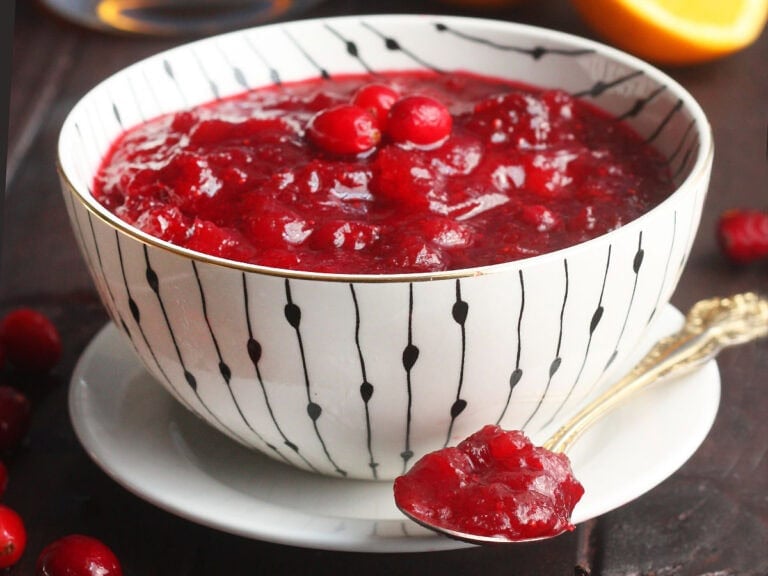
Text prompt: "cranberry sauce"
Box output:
[[93, 71, 673, 274], [393, 425, 584, 541]]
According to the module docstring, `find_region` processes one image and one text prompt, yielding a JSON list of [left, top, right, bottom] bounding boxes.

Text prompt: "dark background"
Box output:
[[3, 1, 768, 574], [0, 0, 15, 270]]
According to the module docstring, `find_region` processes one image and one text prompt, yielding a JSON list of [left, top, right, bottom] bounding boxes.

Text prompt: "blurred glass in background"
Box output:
[[38, 0, 325, 36]]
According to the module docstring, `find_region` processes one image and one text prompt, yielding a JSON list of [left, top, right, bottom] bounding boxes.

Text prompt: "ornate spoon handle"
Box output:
[[542, 293, 768, 453]]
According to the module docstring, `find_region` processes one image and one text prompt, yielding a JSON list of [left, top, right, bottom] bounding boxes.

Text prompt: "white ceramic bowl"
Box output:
[[58, 15, 712, 480]]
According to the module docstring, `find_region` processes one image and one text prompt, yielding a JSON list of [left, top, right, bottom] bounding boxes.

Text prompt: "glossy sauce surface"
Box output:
[[93, 71, 673, 274]]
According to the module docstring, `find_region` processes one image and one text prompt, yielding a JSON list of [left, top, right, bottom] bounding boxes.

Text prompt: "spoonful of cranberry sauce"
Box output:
[[394, 424, 583, 544], [394, 293, 768, 544]]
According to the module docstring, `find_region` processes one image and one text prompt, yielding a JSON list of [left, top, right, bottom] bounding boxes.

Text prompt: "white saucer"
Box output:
[[69, 305, 720, 553]]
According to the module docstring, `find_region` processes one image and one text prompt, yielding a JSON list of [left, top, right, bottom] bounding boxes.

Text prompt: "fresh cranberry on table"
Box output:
[[386, 95, 453, 149], [0, 504, 26, 569], [306, 104, 381, 156], [0, 308, 62, 374], [717, 209, 768, 263], [351, 83, 400, 129], [36, 534, 123, 576], [0, 386, 31, 453]]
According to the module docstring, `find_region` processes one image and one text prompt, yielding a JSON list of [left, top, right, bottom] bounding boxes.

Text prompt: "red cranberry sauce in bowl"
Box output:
[[92, 70, 674, 275]]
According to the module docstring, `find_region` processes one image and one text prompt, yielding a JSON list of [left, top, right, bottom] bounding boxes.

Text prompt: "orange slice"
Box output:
[[571, 0, 768, 65]]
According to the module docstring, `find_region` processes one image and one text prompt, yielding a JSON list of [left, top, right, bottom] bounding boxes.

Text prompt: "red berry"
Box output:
[[0, 308, 62, 373], [386, 95, 453, 149], [306, 104, 380, 156], [717, 209, 768, 264], [0, 505, 26, 569], [36, 534, 122, 576], [351, 83, 400, 129], [0, 386, 31, 453]]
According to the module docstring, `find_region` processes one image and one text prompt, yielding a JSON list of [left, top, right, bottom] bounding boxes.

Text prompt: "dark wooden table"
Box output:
[[4, 0, 768, 574]]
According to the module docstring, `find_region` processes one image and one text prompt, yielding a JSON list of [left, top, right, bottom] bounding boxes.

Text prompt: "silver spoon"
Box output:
[[397, 292, 768, 545]]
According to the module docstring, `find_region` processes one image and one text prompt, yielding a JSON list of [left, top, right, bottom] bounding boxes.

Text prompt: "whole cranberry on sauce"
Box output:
[[352, 83, 400, 129], [306, 104, 380, 156], [386, 95, 453, 149]]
